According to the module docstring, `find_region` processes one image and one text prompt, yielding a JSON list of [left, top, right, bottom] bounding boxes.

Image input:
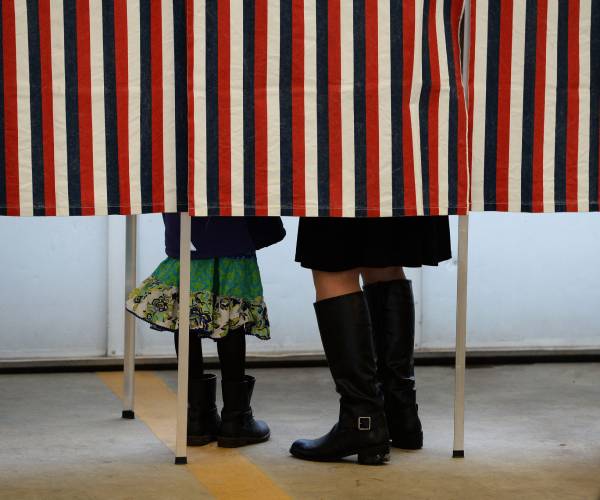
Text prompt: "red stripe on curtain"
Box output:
[[254, 0, 268, 215], [77, 0, 95, 215], [2, 0, 19, 215], [151, 0, 164, 212], [328, 0, 342, 217], [114, 0, 131, 214], [402, 0, 417, 216], [532, 0, 548, 213], [365, 0, 380, 217], [566, 0, 580, 212], [38, 0, 56, 215], [218, 0, 232, 215], [496, 0, 513, 208], [291, 0, 305, 216], [427, 0, 440, 215]]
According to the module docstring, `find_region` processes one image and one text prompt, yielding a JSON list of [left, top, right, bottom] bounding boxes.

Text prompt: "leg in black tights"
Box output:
[[216, 330, 270, 447], [174, 331, 205, 383], [216, 329, 246, 382], [175, 331, 221, 446]]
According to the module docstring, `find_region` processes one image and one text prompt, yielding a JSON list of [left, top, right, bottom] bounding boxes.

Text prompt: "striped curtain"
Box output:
[[0, 0, 188, 216], [469, 0, 600, 213], [188, 0, 469, 217]]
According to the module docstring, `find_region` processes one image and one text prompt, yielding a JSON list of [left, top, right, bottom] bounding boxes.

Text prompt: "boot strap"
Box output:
[[358, 417, 372, 431]]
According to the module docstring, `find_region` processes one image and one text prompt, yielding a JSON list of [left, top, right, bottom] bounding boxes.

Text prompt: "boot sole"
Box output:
[[187, 435, 217, 447], [217, 431, 270, 448], [391, 431, 423, 450], [290, 444, 391, 466]]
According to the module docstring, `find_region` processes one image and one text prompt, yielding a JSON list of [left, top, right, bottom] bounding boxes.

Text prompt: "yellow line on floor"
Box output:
[[98, 371, 291, 500]]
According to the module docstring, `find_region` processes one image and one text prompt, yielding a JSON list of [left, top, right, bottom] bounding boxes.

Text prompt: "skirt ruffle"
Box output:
[[125, 257, 270, 340]]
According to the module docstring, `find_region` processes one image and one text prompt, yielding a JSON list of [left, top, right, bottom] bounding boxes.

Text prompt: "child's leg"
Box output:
[[216, 329, 246, 382], [174, 331, 204, 381], [174, 331, 221, 446], [216, 329, 270, 448]]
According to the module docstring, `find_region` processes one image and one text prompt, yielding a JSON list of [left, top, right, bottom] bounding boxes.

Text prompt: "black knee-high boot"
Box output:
[[216, 330, 270, 448], [174, 332, 221, 446], [290, 292, 390, 465], [363, 279, 423, 450]]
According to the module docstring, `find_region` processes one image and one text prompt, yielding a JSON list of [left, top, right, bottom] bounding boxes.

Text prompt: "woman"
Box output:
[[290, 217, 451, 464], [127, 214, 285, 447]]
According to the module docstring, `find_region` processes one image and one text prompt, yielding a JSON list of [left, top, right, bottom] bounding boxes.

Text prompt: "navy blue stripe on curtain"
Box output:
[[353, 0, 367, 217], [418, 0, 432, 215], [316, 0, 330, 216], [483, 0, 501, 211], [0, 0, 5, 215], [243, 0, 256, 215], [588, 0, 599, 211], [520, 0, 538, 212], [444, 0, 459, 213], [173, 0, 188, 212], [140, 0, 153, 212], [101, 0, 120, 214], [553, 0, 569, 212], [279, 0, 293, 215], [390, 0, 405, 216], [205, 0, 220, 215], [64, 0, 82, 215], [26, 0, 45, 215]]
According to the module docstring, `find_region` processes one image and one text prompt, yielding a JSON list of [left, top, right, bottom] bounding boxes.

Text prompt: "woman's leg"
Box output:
[[361, 267, 423, 450], [217, 330, 270, 448], [361, 266, 406, 285], [290, 269, 390, 465], [312, 269, 362, 301]]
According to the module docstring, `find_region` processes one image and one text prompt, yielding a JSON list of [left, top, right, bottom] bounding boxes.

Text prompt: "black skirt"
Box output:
[[295, 217, 452, 272]]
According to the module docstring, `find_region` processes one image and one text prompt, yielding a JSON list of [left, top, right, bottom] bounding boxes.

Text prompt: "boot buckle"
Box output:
[[358, 417, 371, 431]]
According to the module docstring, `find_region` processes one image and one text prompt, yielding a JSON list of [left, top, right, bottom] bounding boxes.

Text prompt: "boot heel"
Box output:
[[357, 444, 391, 465], [392, 430, 423, 450]]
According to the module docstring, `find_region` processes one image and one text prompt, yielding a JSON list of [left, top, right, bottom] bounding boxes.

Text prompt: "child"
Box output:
[[127, 214, 286, 448]]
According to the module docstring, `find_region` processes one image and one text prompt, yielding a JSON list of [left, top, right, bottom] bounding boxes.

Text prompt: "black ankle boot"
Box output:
[[217, 375, 270, 448], [188, 374, 221, 446], [364, 279, 423, 450], [290, 292, 390, 465]]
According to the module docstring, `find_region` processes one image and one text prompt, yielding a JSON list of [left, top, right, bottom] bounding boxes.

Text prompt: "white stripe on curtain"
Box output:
[[127, 0, 141, 214], [340, 0, 355, 217], [50, 0, 69, 216], [90, 0, 108, 215], [193, 1, 208, 215], [378, 0, 393, 217], [230, 0, 245, 215], [15, 1, 33, 216], [304, 0, 319, 216]]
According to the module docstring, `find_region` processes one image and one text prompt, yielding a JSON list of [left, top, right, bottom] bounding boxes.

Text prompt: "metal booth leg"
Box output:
[[453, 0, 472, 459], [453, 215, 469, 458], [175, 212, 192, 465], [123, 215, 138, 420]]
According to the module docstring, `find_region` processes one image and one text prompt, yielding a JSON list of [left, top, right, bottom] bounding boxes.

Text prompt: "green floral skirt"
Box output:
[[126, 256, 270, 340]]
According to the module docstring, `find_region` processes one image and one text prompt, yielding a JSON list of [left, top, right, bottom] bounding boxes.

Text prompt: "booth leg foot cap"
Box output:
[[453, 450, 465, 458], [175, 457, 188, 465], [122, 410, 135, 420]]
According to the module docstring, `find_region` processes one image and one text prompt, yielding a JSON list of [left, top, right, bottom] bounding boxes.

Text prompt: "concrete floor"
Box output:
[[0, 363, 599, 500]]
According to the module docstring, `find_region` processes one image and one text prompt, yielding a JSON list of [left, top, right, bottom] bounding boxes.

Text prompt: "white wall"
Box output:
[[1, 213, 599, 359]]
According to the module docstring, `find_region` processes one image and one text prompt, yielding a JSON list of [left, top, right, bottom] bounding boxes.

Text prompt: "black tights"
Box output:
[[174, 329, 246, 382]]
